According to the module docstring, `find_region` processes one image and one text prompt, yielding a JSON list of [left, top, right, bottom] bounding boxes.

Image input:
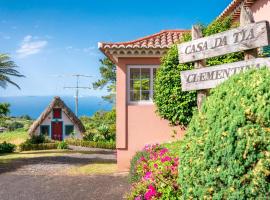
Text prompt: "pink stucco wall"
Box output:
[[251, 0, 270, 23], [116, 57, 185, 171]]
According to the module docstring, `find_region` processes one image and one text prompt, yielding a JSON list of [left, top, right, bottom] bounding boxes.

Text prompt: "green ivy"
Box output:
[[154, 16, 243, 126], [178, 68, 270, 199], [154, 44, 196, 127]]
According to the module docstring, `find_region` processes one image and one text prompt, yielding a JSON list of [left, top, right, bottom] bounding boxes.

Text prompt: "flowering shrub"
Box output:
[[129, 149, 150, 183], [126, 144, 180, 200]]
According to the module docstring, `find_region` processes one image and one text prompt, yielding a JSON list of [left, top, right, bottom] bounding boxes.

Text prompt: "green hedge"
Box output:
[[66, 138, 116, 149], [19, 142, 58, 151], [179, 68, 270, 199], [0, 141, 16, 153]]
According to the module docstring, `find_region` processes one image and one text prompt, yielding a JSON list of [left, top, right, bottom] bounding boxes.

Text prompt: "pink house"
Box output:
[[218, 0, 270, 23], [98, 30, 188, 171], [98, 0, 270, 171]]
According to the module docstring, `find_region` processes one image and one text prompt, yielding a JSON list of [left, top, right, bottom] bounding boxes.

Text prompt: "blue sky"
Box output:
[[0, 0, 232, 97]]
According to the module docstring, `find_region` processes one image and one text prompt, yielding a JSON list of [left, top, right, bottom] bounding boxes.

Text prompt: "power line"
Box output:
[[63, 74, 92, 116]]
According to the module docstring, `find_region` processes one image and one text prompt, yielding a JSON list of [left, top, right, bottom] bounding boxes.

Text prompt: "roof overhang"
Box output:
[[98, 30, 190, 64], [98, 43, 168, 64], [217, 0, 258, 21]]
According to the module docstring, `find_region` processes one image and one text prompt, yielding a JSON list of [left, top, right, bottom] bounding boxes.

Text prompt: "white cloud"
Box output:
[[16, 35, 48, 58], [65, 45, 99, 56], [65, 46, 73, 50], [83, 46, 96, 53]]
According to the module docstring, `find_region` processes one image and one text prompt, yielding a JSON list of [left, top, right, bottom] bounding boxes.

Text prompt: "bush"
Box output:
[[154, 16, 243, 127], [19, 135, 57, 151], [0, 103, 10, 117], [27, 135, 46, 144], [19, 142, 58, 151], [154, 44, 197, 127], [65, 138, 116, 149], [178, 69, 270, 199], [126, 144, 180, 200], [81, 109, 116, 142], [57, 141, 68, 149], [129, 149, 150, 183], [0, 141, 16, 153], [7, 121, 24, 131]]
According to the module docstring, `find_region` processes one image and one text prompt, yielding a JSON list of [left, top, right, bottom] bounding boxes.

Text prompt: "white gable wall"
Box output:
[[33, 109, 82, 140]]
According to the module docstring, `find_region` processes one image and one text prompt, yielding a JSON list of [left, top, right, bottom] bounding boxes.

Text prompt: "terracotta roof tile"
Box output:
[[98, 30, 189, 49]]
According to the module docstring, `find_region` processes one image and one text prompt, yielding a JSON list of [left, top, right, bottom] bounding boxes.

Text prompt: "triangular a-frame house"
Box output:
[[28, 96, 85, 141]]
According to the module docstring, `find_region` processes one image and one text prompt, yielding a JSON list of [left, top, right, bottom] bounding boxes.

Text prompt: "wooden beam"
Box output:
[[240, 6, 258, 60], [181, 58, 270, 91], [178, 21, 270, 63], [191, 25, 208, 109]]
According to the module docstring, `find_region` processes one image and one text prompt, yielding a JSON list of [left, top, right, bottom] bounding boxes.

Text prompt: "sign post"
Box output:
[[240, 6, 258, 60], [178, 6, 270, 109], [180, 58, 270, 91], [192, 25, 208, 109]]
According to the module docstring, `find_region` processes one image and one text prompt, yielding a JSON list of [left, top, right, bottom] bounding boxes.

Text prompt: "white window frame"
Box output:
[[127, 65, 158, 105]]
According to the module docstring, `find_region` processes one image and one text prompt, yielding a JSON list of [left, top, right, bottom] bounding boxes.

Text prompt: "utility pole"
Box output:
[[64, 74, 91, 116]]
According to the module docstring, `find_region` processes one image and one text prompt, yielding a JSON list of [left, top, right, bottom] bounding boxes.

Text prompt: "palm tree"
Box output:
[[0, 54, 24, 89]]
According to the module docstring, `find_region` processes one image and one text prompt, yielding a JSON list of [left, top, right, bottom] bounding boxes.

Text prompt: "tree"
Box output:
[[0, 103, 10, 117], [93, 57, 116, 103], [0, 54, 24, 89]]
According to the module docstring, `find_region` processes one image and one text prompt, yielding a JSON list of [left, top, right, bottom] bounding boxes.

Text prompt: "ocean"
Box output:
[[0, 96, 113, 119]]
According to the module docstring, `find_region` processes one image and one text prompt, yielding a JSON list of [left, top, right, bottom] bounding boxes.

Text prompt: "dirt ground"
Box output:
[[0, 149, 129, 200]]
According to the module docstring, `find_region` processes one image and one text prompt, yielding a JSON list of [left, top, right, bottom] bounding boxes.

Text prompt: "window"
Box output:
[[65, 125, 74, 136], [128, 65, 158, 103], [40, 125, 50, 136], [53, 108, 62, 119], [262, 46, 270, 57]]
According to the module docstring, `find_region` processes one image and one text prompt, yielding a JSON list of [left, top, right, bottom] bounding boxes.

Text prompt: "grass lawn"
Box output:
[[0, 129, 28, 145], [68, 163, 117, 175], [0, 149, 69, 164], [0, 149, 117, 175]]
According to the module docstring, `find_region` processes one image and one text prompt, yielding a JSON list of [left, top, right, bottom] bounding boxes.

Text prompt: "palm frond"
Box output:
[[0, 53, 24, 89]]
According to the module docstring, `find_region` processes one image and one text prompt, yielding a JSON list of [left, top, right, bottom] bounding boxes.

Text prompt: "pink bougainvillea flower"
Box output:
[[161, 156, 172, 163], [159, 148, 168, 156], [143, 164, 148, 170], [144, 185, 157, 200], [154, 163, 158, 169], [144, 144, 151, 152], [135, 196, 142, 200], [140, 156, 146, 162], [170, 166, 177, 172], [144, 171, 152, 180]]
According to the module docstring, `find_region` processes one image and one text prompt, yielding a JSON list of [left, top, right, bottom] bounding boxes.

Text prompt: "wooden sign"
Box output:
[[178, 21, 270, 63], [181, 58, 270, 91]]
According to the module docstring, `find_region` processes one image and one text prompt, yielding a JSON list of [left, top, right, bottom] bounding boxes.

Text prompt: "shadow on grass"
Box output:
[[20, 150, 116, 155], [0, 154, 116, 174]]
